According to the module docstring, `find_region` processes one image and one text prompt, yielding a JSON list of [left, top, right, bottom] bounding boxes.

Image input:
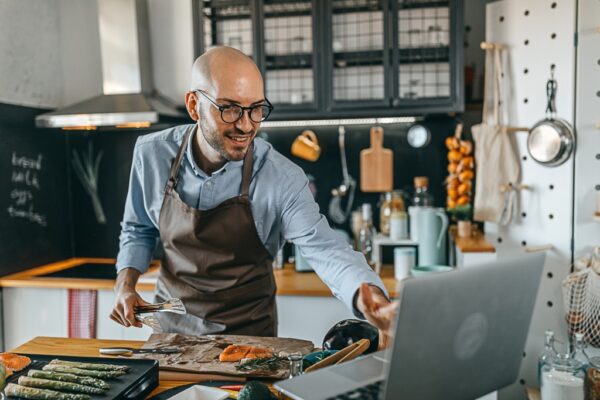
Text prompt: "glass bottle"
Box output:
[[357, 203, 375, 267], [413, 176, 434, 207], [539, 330, 557, 384], [379, 191, 406, 235], [572, 333, 590, 372], [541, 353, 584, 400]]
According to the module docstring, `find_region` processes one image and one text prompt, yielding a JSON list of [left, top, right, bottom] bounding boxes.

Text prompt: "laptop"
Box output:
[[275, 253, 545, 400]]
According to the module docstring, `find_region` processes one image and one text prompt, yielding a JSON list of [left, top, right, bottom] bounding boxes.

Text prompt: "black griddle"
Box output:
[[6, 354, 158, 400]]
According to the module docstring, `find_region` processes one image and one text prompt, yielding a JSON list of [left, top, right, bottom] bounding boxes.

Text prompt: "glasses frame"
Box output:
[[194, 89, 273, 123]]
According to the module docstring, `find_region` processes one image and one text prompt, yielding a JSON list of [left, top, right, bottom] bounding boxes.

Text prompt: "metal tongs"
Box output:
[[133, 298, 187, 332], [134, 298, 187, 315]]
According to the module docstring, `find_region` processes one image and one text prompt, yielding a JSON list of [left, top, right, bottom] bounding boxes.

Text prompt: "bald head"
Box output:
[[190, 46, 263, 94]]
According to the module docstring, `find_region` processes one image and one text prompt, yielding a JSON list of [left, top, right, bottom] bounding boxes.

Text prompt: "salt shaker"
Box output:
[[288, 352, 303, 378]]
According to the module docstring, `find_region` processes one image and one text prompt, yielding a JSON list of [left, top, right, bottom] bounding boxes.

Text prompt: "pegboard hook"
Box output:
[[500, 183, 530, 193], [480, 41, 506, 50], [525, 244, 554, 253]]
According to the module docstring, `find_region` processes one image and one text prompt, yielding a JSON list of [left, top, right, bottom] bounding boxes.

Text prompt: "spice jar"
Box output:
[[379, 191, 406, 236], [585, 356, 600, 400], [541, 353, 584, 400]]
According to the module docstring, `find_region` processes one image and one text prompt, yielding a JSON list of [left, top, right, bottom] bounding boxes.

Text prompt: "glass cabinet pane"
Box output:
[[202, 1, 254, 56], [263, 1, 315, 106], [397, 1, 451, 99], [332, 0, 385, 102]]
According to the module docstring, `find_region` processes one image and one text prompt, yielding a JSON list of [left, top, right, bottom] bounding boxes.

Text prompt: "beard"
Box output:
[[198, 114, 256, 162]]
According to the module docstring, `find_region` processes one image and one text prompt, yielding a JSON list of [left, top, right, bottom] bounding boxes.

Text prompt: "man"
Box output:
[[112, 46, 396, 340]]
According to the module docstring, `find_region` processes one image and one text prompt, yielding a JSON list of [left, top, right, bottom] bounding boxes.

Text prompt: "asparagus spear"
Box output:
[[28, 370, 109, 391], [18, 377, 105, 395], [42, 365, 124, 379], [5, 383, 91, 400], [48, 360, 129, 373]]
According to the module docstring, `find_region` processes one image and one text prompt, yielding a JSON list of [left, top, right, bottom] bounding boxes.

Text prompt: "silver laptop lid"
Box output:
[[382, 253, 545, 400]]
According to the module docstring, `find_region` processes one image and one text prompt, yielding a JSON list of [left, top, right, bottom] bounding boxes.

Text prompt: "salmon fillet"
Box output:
[[219, 345, 273, 362], [0, 353, 31, 372]]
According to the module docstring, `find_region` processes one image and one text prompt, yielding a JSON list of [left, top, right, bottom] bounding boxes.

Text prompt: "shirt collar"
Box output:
[[185, 125, 244, 177]]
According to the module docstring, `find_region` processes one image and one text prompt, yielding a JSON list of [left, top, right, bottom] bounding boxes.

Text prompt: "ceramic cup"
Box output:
[[394, 247, 416, 280]]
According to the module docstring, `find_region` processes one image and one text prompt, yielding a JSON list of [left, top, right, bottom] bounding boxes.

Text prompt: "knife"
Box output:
[[99, 347, 181, 356]]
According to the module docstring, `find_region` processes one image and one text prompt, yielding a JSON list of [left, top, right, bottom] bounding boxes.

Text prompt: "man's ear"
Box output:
[[185, 92, 200, 121]]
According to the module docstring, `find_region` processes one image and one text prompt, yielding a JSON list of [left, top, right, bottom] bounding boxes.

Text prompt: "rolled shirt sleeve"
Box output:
[[115, 140, 160, 274], [280, 169, 388, 317]]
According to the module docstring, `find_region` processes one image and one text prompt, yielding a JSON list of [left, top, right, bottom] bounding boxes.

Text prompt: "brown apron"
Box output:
[[154, 127, 277, 336]]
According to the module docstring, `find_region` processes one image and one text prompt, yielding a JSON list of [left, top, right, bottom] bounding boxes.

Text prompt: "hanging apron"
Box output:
[[154, 127, 277, 336]]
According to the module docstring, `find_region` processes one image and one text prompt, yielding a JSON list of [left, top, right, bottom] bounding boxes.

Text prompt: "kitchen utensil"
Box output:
[[291, 130, 321, 161], [360, 126, 393, 192], [527, 66, 575, 167], [99, 347, 181, 356], [412, 207, 448, 266], [328, 126, 356, 224], [135, 298, 186, 315], [5, 353, 159, 400], [304, 340, 367, 373], [322, 319, 379, 354], [335, 339, 370, 365]]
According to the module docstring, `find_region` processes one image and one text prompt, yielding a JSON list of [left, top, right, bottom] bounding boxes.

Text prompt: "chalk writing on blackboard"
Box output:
[[6, 152, 47, 226]]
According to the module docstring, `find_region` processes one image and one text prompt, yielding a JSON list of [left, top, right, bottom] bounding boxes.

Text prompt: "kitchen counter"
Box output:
[[449, 226, 496, 253], [11, 336, 213, 397], [0, 258, 399, 297]]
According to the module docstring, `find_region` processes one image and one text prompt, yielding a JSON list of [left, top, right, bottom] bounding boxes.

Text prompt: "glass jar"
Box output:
[[585, 361, 600, 400], [541, 353, 584, 400], [379, 191, 406, 236]]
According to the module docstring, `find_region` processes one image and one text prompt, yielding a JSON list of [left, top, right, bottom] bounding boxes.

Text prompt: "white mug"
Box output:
[[394, 247, 416, 281]]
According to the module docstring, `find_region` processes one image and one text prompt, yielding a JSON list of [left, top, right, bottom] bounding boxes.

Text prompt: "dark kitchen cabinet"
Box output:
[[194, 0, 463, 119]]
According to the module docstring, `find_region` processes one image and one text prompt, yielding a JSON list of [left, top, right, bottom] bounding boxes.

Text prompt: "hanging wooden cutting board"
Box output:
[[360, 126, 393, 192]]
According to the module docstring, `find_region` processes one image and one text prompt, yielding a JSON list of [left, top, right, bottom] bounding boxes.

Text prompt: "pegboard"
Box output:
[[574, 0, 600, 258], [484, 1, 577, 398]]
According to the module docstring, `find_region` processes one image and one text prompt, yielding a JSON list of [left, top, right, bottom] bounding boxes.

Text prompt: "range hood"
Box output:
[[36, 0, 184, 129]]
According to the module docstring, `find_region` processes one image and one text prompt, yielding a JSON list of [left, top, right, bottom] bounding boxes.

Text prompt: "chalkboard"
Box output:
[[0, 104, 71, 276]]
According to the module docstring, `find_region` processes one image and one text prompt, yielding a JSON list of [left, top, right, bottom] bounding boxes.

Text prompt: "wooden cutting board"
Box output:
[[360, 126, 393, 192], [131, 333, 314, 379]]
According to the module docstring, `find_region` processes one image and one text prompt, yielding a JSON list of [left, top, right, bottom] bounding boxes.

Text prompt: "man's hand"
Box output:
[[356, 283, 399, 349], [111, 268, 150, 328]]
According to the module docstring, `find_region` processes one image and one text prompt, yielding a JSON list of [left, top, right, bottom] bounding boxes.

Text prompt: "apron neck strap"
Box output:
[[240, 143, 254, 197], [166, 126, 194, 191]]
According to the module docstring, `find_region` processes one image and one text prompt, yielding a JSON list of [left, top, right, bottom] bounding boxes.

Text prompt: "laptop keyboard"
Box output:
[[326, 380, 384, 400]]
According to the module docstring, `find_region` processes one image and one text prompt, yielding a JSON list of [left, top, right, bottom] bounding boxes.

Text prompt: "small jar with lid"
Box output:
[[541, 353, 584, 400], [585, 355, 600, 400], [379, 191, 406, 236]]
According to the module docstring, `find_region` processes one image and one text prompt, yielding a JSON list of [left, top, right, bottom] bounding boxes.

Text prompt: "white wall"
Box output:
[[0, 0, 63, 108]]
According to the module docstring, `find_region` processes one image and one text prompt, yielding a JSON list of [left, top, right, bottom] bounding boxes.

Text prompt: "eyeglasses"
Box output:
[[194, 90, 273, 123]]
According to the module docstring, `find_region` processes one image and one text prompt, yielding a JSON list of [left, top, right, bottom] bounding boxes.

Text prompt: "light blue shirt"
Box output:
[[116, 124, 387, 316]]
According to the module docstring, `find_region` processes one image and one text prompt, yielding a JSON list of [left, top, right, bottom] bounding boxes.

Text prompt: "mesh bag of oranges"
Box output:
[[445, 124, 474, 211]]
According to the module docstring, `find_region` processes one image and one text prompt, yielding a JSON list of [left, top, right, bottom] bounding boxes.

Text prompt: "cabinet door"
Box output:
[[325, 0, 392, 112], [200, 1, 256, 58], [392, 0, 463, 113], [261, 0, 320, 113]]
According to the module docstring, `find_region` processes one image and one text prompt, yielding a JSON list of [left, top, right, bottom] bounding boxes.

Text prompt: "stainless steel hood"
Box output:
[[36, 0, 184, 129]]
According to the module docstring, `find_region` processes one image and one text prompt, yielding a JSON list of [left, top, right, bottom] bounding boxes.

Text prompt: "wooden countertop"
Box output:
[[11, 336, 208, 397], [0, 258, 399, 297], [449, 226, 496, 253]]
